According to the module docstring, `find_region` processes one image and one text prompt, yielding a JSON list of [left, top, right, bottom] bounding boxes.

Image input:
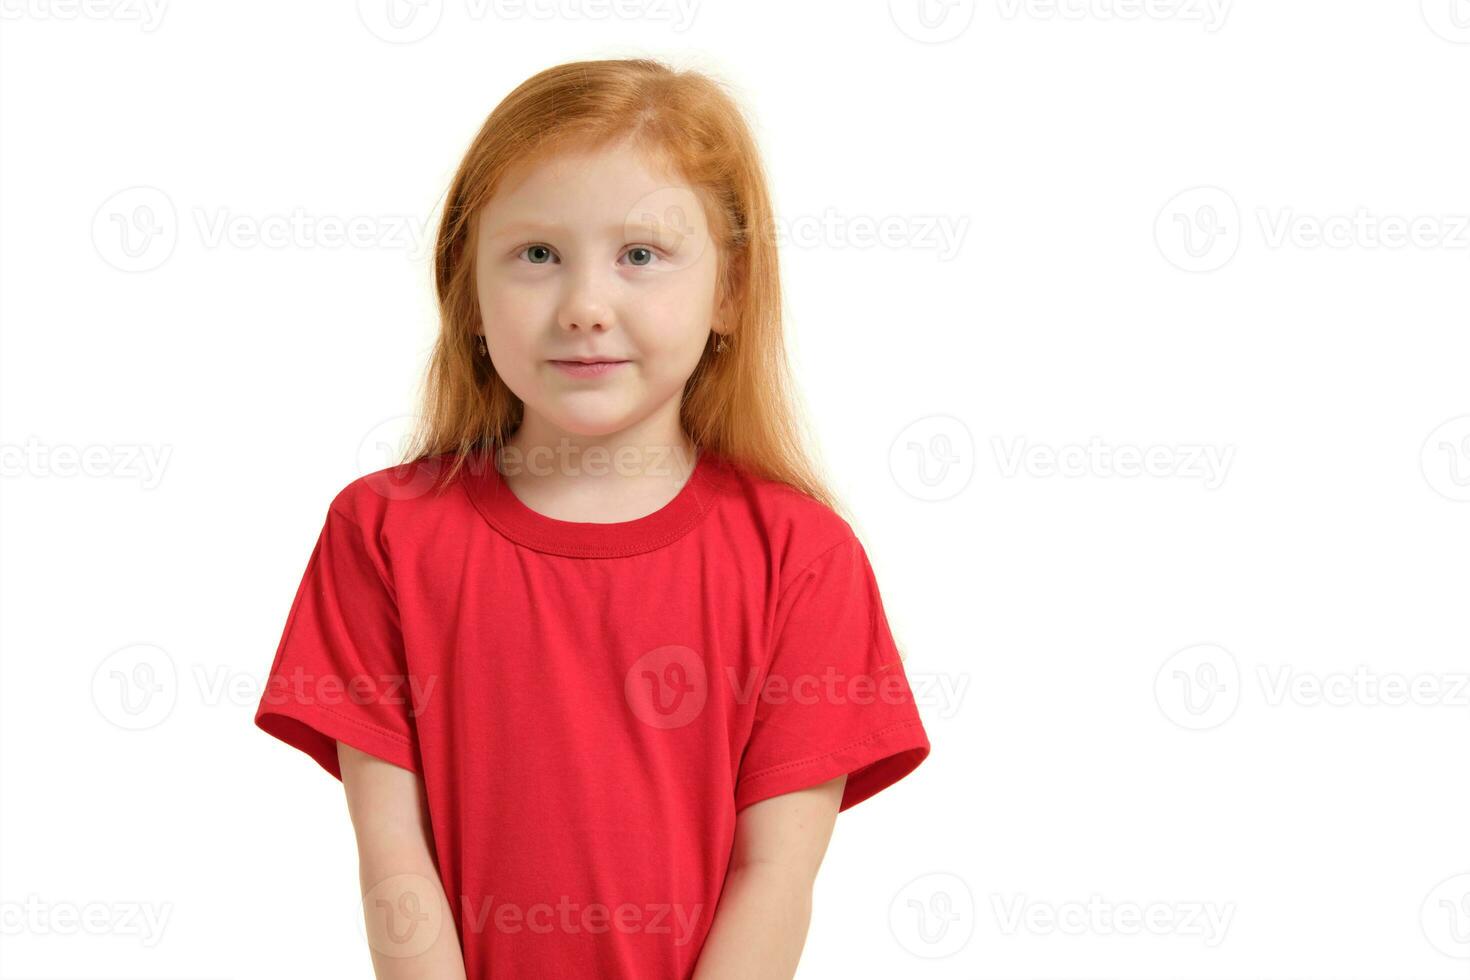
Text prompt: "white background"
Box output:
[[2, 1, 1467, 977]]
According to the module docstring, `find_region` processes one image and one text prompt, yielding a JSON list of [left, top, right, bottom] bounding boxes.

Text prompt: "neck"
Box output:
[[494, 412, 700, 523]]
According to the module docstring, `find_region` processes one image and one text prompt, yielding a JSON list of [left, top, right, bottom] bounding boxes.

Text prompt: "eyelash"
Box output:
[[515, 244, 663, 267]]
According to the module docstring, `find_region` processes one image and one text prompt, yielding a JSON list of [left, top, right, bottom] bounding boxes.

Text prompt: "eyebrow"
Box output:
[[484, 219, 667, 242]]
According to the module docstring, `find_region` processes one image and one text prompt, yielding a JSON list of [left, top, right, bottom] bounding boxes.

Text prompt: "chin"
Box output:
[[537, 404, 638, 439]]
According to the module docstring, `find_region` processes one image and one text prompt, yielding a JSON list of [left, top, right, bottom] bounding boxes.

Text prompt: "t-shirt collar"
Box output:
[[461, 445, 721, 558]]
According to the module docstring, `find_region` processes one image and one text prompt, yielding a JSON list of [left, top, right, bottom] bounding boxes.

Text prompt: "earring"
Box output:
[[476, 335, 488, 357], [714, 334, 728, 353]]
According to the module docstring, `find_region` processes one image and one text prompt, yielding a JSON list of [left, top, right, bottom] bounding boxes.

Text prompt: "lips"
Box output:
[[549, 359, 629, 378]]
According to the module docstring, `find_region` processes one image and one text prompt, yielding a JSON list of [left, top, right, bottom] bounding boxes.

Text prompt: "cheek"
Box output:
[[634, 259, 720, 348], [626, 294, 708, 370], [477, 275, 547, 355]]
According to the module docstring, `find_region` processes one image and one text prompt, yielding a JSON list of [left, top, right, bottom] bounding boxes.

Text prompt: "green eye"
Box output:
[[624, 246, 656, 267], [521, 244, 555, 264]]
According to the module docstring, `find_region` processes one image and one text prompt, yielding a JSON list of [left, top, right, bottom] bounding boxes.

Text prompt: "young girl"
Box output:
[[255, 58, 931, 980]]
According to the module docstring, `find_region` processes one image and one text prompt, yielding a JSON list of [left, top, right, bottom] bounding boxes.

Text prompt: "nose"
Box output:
[[557, 266, 615, 335]]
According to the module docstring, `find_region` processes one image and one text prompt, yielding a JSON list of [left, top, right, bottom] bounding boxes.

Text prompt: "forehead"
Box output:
[[478, 139, 709, 241]]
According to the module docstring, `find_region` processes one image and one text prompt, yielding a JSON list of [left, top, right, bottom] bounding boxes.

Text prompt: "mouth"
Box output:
[[548, 359, 630, 378]]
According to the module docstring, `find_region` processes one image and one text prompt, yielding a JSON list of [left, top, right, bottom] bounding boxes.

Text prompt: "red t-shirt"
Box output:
[[255, 447, 930, 978]]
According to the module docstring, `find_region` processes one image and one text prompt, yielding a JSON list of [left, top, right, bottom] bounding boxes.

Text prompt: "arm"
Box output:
[[338, 741, 468, 980], [692, 774, 846, 980]]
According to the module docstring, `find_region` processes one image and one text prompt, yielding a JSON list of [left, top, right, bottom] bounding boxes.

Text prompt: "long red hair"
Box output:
[[400, 58, 844, 520]]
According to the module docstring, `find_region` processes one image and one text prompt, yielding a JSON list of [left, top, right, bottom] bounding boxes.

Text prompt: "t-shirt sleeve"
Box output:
[[254, 494, 421, 780], [734, 533, 931, 813]]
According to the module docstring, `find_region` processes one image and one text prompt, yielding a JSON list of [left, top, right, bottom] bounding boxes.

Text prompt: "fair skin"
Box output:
[[339, 137, 843, 978], [691, 775, 846, 980], [339, 743, 467, 979], [473, 135, 726, 502]]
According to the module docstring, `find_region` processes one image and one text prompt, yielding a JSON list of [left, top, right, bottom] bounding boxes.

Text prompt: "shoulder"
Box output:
[[325, 451, 468, 532], [708, 453, 858, 578]]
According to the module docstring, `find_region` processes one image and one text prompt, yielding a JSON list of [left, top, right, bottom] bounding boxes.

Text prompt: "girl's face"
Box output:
[[474, 138, 724, 449]]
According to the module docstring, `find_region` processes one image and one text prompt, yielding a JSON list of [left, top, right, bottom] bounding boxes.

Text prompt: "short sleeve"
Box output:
[[734, 534, 931, 813], [254, 496, 421, 780]]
